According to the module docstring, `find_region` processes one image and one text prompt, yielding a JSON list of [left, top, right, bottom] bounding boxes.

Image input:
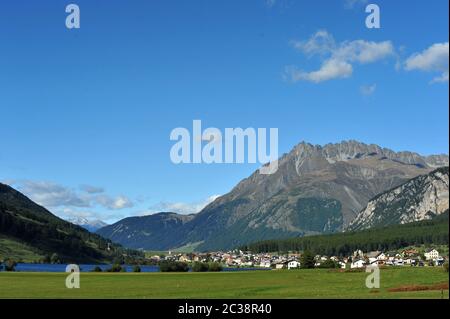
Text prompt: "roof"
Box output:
[[366, 251, 382, 258]]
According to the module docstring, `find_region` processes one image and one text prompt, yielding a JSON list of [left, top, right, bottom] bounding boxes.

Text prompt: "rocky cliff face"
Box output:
[[348, 167, 449, 231]]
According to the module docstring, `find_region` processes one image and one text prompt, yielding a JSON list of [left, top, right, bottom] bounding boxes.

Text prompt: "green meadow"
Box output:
[[0, 267, 448, 299]]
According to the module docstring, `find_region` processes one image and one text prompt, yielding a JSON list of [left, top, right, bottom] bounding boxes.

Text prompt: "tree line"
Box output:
[[240, 213, 449, 256]]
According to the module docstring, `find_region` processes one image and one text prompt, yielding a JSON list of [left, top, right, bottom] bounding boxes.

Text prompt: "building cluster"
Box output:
[[349, 248, 446, 268], [147, 248, 447, 269]]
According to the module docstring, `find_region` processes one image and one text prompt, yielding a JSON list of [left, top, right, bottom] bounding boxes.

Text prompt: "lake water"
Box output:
[[10, 263, 269, 273]]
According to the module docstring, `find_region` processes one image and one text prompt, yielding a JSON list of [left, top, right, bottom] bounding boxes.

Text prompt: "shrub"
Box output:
[[113, 256, 125, 265], [4, 259, 17, 272], [41, 255, 51, 264], [159, 261, 189, 272], [192, 262, 209, 272], [317, 259, 339, 269], [133, 265, 141, 272], [444, 262, 449, 273], [208, 262, 223, 272], [92, 266, 103, 272], [107, 264, 124, 272]]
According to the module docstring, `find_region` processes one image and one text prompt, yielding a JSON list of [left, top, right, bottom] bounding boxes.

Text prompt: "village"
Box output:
[[148, 248, 447, 270]]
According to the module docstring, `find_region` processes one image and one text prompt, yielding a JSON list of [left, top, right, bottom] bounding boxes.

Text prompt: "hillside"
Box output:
[[0, 183, 142, 263], [241, 211, 449, 255], [96, 212, 195, 250], [349, 167, 449, 230], [97, 140, 448, 251]]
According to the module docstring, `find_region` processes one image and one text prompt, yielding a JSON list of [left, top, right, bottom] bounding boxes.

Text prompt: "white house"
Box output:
[[393, 259, 404, 266], [351, 259, 366, 269], [425, 249, 440, 261], [377, 253, 387, 261], [288, 261, 300, 269], [367, 251, 383, 264]]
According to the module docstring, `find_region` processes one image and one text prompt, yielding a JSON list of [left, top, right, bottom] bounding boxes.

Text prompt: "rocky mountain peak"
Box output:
[[289, 140, 448, 171]]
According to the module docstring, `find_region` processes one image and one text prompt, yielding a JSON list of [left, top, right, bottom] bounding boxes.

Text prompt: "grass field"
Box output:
[[0, 267, 448, 299]]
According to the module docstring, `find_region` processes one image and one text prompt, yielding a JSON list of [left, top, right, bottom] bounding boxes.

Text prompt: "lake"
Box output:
[[10, 263, 270, 273]]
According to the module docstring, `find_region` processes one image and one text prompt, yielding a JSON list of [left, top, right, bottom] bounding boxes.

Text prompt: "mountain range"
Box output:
[[97, 140, 449, 251], [67, 217, 108, 232]]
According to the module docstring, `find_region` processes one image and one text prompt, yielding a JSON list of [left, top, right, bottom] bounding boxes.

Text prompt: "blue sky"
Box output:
[[0, 0, 448, 223]]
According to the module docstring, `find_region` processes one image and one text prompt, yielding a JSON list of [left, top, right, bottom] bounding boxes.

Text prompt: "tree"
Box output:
[[300, 250, 315, 269]]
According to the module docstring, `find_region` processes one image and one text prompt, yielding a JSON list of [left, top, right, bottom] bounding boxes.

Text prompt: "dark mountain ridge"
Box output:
[[0, 183, 140, 263]]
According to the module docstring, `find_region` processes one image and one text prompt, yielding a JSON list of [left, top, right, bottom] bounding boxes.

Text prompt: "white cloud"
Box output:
[[431, 72, 449, 83], [17, 181, 91, 208], [286, 30, 394, 83], [147, 194, 221, 215], [290, 30, 335, 57], [8, 179, 133, 210], [93, 194, 134, 210], [360, 83, 377, 96], [333, 40, 394, 64], [285, 59, 353, 83], [404, 42, 449, 83]]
